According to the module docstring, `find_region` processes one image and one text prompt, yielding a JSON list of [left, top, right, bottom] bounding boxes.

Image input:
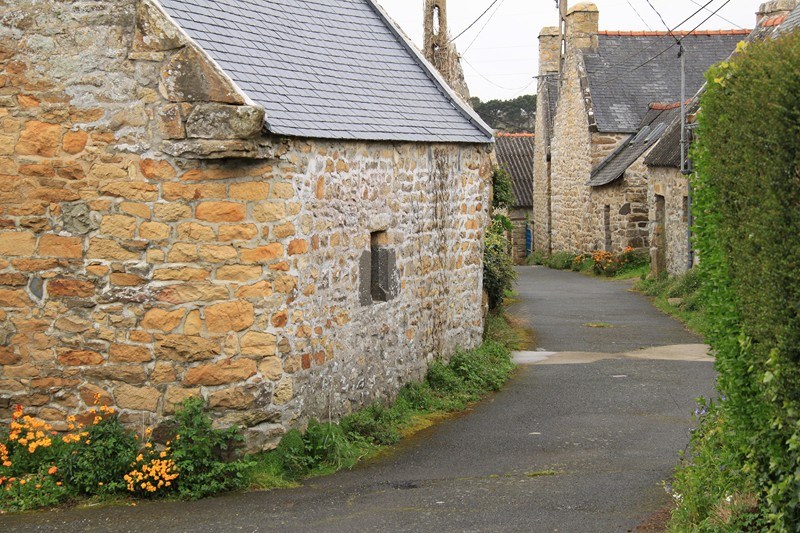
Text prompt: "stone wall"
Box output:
[[508, 208, 529, 264], [0, 0, 492, 449], [648, 166, 692, 275], [536, 4, 649, 256], [549, 37, 593, 253]]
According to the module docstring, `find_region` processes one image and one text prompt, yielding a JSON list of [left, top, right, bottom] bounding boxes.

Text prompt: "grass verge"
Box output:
[[245, 311, 520, 490], [633, 269, 709, 335]]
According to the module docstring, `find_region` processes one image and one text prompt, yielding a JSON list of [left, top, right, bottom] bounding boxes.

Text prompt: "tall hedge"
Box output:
[[691, 32, 800, 528]]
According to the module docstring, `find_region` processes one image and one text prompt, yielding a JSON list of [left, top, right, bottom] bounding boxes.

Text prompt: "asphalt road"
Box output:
[[1, 267, 716, 532]]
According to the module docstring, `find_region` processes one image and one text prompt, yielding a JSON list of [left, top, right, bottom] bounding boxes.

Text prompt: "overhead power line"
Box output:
[[449, 0, 501, 43], [463, 0, 507, 54], [688, 0, 743, 28], [593, 0, 724, 87], [645, 0, 680, 44], [626, 0, 653, 31]]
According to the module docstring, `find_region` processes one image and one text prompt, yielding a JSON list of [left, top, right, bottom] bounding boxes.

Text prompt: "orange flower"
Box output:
[[48, 466, 58, 475]]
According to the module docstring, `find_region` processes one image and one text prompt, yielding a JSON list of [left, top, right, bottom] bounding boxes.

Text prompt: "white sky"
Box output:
[[376, 0, 760, 101]]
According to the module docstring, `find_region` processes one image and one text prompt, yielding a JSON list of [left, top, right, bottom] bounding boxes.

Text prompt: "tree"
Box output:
[[469, 94, 536, 133]]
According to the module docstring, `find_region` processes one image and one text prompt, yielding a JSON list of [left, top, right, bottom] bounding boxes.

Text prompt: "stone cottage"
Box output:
[[645, 0, 800, 276], [533, 3, 747, 256], [494, 133, 534, 263], [0, 0, 494, 448]]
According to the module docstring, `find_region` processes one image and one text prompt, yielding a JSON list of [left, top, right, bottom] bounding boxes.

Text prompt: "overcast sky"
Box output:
[[376, 0, 760, 101]]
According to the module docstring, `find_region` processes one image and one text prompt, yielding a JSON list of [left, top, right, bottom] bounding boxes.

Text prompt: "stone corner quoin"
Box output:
[[0, 0, 492, 450]]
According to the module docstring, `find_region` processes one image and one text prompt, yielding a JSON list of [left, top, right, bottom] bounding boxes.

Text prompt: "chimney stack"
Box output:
[[757, 0, 798, 23], [565, 3, 599, 53], [539, 27, 561, 74]]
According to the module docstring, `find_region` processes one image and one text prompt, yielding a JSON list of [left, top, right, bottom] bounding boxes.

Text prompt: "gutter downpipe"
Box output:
[[679, 44, 694, 270]]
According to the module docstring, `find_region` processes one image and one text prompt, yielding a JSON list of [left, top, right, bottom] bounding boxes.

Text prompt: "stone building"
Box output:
[[533, 3, 747, 256], [0, 0, 494, 448], [423, 0, 471, 102], [494, 133, 534, 263], [645, 0, 800, 276]]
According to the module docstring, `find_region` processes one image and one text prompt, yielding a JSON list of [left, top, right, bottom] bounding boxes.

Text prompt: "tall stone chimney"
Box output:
[[757, 0, 798, 23], [423, 0, 471, 102], [539, 26, 561, 74], [565, 3, 599, 53]]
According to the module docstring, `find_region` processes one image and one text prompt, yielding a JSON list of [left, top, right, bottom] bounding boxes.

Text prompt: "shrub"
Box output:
[[491, 166, 514, 210], [341, 402, 407, 446], [168, 398, 251, 500], [484, 226, 517, 310], [545, 252, 575, 270], [671, 33, 800, 529], [61, 411, 137, 495]]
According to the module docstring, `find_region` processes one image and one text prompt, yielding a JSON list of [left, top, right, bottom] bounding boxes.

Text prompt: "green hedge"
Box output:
[[673, 33, 800, 530]]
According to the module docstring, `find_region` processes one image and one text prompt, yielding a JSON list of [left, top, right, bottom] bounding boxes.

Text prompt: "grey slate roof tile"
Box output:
[[647, 8, 800, 168], [583, 32, 746, 133], [589, 106, 678, 186], [158, 0, 491, 144], [495, 134, 535, 208]]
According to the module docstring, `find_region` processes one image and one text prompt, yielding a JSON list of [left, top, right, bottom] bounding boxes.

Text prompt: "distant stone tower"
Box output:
[[423, 0, 471, 102]]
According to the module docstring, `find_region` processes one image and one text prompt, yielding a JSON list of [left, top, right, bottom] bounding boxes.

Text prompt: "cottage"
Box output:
[[533, 3, 746, 256], [645, 0, 800, 276], [0, 0, 493, 448], [494, 133, 534, 264]]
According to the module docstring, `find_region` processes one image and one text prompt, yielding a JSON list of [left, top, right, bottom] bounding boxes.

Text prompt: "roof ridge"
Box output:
[[649, 99, 693, 110], [762, 14, 788, 27], [598, 29, 751, 36], [496, 132, 535, 137]]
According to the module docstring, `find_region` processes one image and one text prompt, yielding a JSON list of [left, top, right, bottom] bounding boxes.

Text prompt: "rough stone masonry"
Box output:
[[0, 0, 492, 449]]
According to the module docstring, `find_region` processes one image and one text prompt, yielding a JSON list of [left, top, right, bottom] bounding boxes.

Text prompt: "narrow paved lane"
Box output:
[[2, 267, 715, 532]]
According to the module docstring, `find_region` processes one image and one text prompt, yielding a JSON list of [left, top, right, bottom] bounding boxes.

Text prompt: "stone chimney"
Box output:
[[757, 0, 798, 23], [539, 26, 561, 74], [565, 2, 599, 53], [424, 0, 448, 56]]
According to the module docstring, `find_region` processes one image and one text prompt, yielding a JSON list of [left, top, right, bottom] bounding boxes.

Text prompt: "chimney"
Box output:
[[424, 0, 448, 54], [539, 26, 560, 74], [756, 0, 798, 24], [565, 3, 599, 53]]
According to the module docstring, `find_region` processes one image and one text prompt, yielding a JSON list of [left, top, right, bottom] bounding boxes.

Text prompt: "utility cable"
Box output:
[[626, 0, 654, 31], [645, 0, 681, 43], [449, 0, 501, 43], [594, 0, 730, 87], [688, 0, 743, 28], [463, 0, 507, 54], [461, 56, 536, 92]]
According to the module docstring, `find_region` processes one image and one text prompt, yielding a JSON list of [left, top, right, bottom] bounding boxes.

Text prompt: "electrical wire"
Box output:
[[626, 0, 653, 31], [687, 0, 743, 28], [462, 0, 507, 54], [591, 0, 721, 87], [645, 0, 680, 43], [462, 56, 536, 92], [594, 0, 734, 87], [449, 0, 501, 43]]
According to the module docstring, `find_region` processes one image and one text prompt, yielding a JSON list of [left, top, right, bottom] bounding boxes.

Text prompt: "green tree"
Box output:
[[470, 94, 536, 132]]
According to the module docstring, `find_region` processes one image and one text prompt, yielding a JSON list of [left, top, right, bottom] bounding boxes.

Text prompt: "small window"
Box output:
[[359, 231, 399, 306]]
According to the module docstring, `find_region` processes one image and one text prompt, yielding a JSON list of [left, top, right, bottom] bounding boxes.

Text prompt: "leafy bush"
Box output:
[[169, 398, 251, 500], [484, 227, 517, 310], [491, 166, 514, 210], [670, 33, 800, 530], [61, 414, 137, 495], [545, 252, 575, 270]]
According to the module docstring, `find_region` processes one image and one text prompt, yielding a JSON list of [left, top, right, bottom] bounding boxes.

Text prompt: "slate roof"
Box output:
[[647, 7, 800, 168], [589, 104, 678, 186], [583, 31, 748, 133], [495, 134, 535, 207], [157, 0, 493, 144]]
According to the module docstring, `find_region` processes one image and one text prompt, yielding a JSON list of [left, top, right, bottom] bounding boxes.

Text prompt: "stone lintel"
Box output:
[[161, 139, 275, 159]]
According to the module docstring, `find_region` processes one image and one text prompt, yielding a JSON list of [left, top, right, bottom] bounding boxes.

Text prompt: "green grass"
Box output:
[[245, 312, 520, 491], [634, 269, 709, 335]]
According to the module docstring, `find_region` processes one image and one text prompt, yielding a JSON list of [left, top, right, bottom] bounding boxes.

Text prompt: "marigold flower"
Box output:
[[48, 466, 58, 475]]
